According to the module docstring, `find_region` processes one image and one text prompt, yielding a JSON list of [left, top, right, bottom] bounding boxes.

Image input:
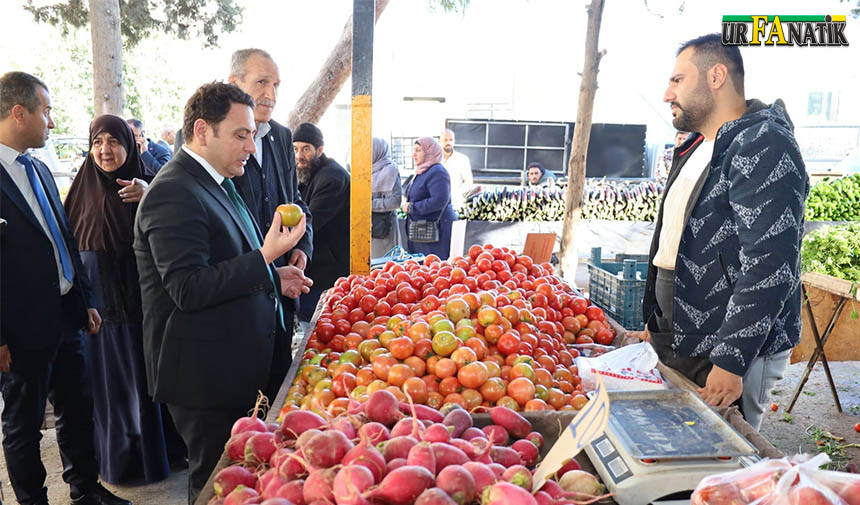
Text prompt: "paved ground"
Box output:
[[1, 359, 857, 504]]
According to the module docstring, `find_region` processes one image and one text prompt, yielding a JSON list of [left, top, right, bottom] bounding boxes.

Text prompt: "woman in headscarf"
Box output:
[[370, 137, 402, 258], [64, 114, 172, 484], [402, 136, 456, 259]]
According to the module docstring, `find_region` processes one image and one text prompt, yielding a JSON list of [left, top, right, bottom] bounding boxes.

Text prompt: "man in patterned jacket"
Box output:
[[630, 34, 809, 430]]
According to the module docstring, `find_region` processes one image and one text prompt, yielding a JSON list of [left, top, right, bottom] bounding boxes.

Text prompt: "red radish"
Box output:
[[245, 432, 277, 467], [256, 467, 279, 495], [231, 416, 267, 436], [330, 416, 358, 440], [482, 481, 538, 505], [449, 439, 478, 460], [278, 449, 308, 480], [387, 458, 408, 472], [363, 465, 435, 505], [558, 470, 605, 498], [462, 461, 497, 494], [489, 406, 531, 439], [269, 448, 292, 470], [539, 479, 564, 499], [554, 458, 582, 479], [379, 435, 419, 462], [431, 442, 469, 473], [266, 423, 279, 433], [489, 446, 522, 467], [278, 410, 327, 441], [461, 427, 486, 441], [481, 425, 510, 446], [535, 490, 554, 505], [207, 498, 224, 505], [342, 443, 387, 483], [511, 439, 539, 467], [296, 428, 323, 449], [526, 431, 544, 448], [303, 468, 338, 505], [391, 417, 425, 439], [399, 402, 445, 423], [359, 422, 390, 445], [441, 408, 472, 438], [303, 430, 354, 469], [261, 500, 291, 505], [333, 465, 374, 505], [226, 431, 257, 462], [789, 486, 832, 505], [407, 442, 437, 475], [488, 463, 506, 478], [214, 466, 257, 497], [415, 488, 457, 505], [436, 465, 477, 505], [502, 465, 532, 490], [224, 485, 262, 505], [262, 473, 289, 499], [422, 423, 453, 444], [365, 390, 404, 426], [838, 480, 860, 505], [274, 479, 304, 505]]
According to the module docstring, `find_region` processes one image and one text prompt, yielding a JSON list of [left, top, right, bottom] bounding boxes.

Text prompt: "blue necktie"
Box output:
[[221, 178, 285, 331], [19, 154, 73, 283]]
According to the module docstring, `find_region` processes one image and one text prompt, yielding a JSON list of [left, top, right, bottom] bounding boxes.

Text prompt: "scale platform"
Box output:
[[584, 389, 759, 505]]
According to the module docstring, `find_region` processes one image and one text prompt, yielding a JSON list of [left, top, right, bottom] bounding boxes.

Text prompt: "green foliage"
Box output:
[[805, 174, 860, 222], [801, 222, 860, 283], [32, 29, 94, 136], [428, 0, 470, 14], [23, 0, 243, 47]]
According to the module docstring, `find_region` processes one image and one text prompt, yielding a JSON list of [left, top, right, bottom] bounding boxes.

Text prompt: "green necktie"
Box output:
[[221, 178, 285, 331]]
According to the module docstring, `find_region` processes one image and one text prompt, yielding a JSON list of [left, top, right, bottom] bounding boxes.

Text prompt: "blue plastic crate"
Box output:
[[586, 247, 648, 331]]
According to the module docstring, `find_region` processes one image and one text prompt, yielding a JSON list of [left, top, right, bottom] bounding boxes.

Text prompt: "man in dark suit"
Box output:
[[292, 123, 351, 322], [176, 48, 313, 402], [134, 82, 312, 505], [0, 72, 131, 505], [126, 118, 172, 178]]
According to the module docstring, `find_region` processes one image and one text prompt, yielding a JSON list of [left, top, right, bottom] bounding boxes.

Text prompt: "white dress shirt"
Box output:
[[653, 140, 715, 270], [182, 145, 225, 187], [0, 142, 74, 295], [443, 150, 473, 209], [253, 122, 272, 168]]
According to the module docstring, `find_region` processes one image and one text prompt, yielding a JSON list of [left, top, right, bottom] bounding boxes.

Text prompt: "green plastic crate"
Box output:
[[587, 247, 648, 331]]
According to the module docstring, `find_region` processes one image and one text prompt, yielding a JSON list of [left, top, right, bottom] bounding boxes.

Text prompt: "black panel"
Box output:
[[487, 148, 524, 169], [457, 146, 486, 170], [528, 125, 566, 147], [448, 122, 486, 145], [488, 124, 526, 146], [585, 124, 647, 178], [526, 149, 565, 174]]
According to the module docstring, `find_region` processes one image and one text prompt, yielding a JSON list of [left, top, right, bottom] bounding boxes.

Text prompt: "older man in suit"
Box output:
[[0, 72, 130, 505], [175, 48, 313, 402], [134, 82, 312, 504]]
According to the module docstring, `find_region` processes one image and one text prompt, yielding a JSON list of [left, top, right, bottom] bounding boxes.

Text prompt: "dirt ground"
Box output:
[[1, 360, 857, 504]]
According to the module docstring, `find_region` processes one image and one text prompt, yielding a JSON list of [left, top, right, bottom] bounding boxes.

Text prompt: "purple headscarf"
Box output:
[[414, 136, 443, 175]]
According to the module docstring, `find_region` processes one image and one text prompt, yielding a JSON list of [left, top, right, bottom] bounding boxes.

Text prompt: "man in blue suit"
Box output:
[[0, 72, 131, 505], [127, 118, 171, 178]]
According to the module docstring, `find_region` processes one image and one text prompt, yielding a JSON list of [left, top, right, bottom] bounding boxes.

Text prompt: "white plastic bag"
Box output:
[[575, 342, 666, 391]]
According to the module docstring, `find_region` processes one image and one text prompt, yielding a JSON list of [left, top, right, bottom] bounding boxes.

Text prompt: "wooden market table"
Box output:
[[786, 272, 860, 414]]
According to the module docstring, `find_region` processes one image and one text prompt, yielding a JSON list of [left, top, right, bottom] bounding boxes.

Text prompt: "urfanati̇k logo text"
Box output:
[[722, 15, 848, 46]]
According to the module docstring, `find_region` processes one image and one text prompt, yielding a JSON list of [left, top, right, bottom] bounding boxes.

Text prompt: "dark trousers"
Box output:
[[262, 314, 293, 405], [1, 329, 98, 505], [167, 404, 247, 505]]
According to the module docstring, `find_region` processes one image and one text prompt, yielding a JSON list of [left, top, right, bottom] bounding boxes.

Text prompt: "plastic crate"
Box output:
[[587, 247, 648, 331]]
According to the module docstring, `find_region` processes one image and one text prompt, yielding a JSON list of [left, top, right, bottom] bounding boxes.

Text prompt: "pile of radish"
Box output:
[[210, 390, 608, 505], [281, 245, 616, 419]]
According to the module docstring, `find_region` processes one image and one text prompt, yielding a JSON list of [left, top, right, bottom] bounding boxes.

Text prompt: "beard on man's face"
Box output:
[[671, 81, 715, 133], [297, 155, 321, 184], [443, 145, 454, 154]]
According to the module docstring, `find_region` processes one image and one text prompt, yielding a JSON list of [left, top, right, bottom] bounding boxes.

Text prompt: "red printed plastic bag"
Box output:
[[692, 453, 860, 505], [575, 342, 665, 391]]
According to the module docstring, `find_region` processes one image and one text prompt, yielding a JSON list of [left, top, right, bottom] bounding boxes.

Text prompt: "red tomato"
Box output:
[[571, 297, 588, 315], [585, 305, 606, 322]]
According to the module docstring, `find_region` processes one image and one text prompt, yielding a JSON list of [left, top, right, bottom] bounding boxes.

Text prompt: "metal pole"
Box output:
[[350, 0, 374, 275]]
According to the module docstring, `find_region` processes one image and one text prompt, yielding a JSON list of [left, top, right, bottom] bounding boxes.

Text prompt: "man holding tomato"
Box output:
[[630, 34, 808, 430]]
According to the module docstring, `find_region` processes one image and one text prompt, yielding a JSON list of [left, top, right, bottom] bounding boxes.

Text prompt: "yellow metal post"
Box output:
[[350, 0, 373, 275]]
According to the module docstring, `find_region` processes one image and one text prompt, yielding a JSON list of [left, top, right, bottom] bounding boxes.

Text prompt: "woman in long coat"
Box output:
[[402, 136, 456, 259], [370, 137, 402, 258]]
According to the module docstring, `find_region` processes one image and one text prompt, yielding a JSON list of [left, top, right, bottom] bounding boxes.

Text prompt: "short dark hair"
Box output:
[[527, 161, 544, 173], [678, 33, 745, 95], [0, 71, 49, 119], [182, 82, 255, 142], [127, 118, 144, 132]]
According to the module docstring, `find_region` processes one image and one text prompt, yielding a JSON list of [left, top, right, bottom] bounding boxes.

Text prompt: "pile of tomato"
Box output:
[[281, 245, 616, 418]]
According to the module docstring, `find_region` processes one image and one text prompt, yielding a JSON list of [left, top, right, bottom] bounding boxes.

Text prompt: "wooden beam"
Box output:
[[350, 0, 374, 275]]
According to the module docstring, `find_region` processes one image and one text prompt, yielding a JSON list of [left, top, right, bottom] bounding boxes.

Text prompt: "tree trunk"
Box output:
[[286, 0, 390, 130], [89, 0, 124, 115], [558, 0, 606, 280]]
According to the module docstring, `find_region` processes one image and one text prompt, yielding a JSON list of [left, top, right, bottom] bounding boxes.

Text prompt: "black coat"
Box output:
[[1, 157, 94, 350], [300, 154, 350, 292], [134, 149, 281, 409]]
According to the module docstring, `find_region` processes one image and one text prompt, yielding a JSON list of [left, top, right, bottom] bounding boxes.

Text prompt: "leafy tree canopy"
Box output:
[[24, 0, 242, 47]]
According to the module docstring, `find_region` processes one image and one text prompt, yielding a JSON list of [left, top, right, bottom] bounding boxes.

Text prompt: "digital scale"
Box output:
[[583, 389, 760, 505]]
